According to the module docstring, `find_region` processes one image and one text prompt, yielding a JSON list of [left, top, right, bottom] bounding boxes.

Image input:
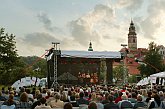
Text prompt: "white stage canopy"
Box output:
[[47, 50, 121, 61]]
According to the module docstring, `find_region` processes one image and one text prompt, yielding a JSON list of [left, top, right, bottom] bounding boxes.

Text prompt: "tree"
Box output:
[[138, 42, 165, 77], [113, 65, 124, 83], [0, 28, 23, 84], [100, 58, 107, 84], [20, 56, 47, 78]]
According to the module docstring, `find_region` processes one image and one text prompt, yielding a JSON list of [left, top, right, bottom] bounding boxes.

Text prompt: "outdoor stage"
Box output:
[[46, 50, 121, 88]]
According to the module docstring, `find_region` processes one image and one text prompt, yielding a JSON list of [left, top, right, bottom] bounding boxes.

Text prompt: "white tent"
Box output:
[[11, 77, 41, 90], [150, 72, 165, 78], [137, 71, 165, 86], [137, 77, 150, 86]]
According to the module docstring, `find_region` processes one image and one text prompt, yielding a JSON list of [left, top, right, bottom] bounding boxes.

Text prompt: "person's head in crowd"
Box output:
[[88, 101, 97, 109], [79, 92, 84, 98], [20, 92, 28, 102], [64, 102, 73, 109], [96, 95, 102, 102], [131, 92, 137, 99], [36, 93, 42, 100], [8, 87, 12, 91], [85, 91, 88, 97], [119, 91, 123, 97], [68, 90, 72, 96], [40, 97, 47, 104], [2, 87, 5, 93], [137, 95, 143, 102], [91, 92, 97, 101], [108, 95, 114, 102], [61, 91, 68, 101], [9, 91, 14, 95], [54, 93, 61, 102], [159, 91, 164, 96], [121, 94, 128, 100], [20, 87, 25, 92], [42, 88, 47, 94], [147, 91, 152, 97], [35, 90, 41, 98], [8, 94, 14, 104], [141, 89, 148, 97], [46, 90, 51, 96], [26, 88, 31, 94]]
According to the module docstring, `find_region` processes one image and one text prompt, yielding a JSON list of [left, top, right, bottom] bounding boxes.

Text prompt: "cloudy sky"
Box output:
[[0, 0, 165, 57]]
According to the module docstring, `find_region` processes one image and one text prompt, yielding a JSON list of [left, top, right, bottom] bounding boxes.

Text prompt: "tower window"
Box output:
[[133, 39, 136, 43]]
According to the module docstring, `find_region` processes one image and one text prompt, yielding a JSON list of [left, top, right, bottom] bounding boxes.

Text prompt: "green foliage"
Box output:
[[0, 28, 47, 85], [128, 75, 137, 83], [20, 56, 47, 78], [0, 28, 24, 85], [113, 65, 124, 82], [138, 42, 165, 76], [100, 59, 107, 83]]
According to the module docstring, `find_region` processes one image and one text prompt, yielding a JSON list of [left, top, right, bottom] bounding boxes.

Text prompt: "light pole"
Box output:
[[121, 44, 128, 85]]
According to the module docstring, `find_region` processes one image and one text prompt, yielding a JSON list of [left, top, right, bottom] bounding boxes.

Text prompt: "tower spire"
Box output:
[[88, 41, 93, 51], [128, 19, 137, 50]]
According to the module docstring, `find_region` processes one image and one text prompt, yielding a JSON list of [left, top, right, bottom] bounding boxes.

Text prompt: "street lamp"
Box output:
[[121, 44, 128, 85]]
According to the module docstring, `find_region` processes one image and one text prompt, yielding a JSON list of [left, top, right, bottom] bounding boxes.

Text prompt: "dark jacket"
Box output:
[[104, 102, 119, 109]]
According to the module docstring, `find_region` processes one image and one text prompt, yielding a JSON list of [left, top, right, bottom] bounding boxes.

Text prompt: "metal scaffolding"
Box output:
[[51, 42, 60, 89]]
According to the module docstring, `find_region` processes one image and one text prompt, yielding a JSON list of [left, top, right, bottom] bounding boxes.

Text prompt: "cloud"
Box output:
[[22, 32, 60, 47], [37, 12, 62, 33], [140, 0, 165, 39], [116, 0, 144, 12], [69, 4, 115, 47]]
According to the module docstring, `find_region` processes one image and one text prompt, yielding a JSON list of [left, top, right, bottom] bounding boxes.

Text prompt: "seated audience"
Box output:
[[64, 102, 73, 109], [50, 93, 64, 108], [16, 92, 32, 109], [133, 95, 147, 109], [104, 95, 119, 109], [34, 97, 51, 109]]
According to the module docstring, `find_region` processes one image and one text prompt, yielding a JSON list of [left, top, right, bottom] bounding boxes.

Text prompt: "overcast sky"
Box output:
[[0, 0, 165, 57]]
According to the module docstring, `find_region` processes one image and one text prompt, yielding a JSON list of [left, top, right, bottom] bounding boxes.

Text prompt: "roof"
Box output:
[[61, 50, 121, 59]]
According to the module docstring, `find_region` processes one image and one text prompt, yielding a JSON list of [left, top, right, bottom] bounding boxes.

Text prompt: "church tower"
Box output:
[[128, 20, 137, 50], [88, 41, 93, 51]]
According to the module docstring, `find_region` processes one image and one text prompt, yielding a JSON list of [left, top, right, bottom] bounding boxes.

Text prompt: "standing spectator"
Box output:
[[104, 95, 119, 109]]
